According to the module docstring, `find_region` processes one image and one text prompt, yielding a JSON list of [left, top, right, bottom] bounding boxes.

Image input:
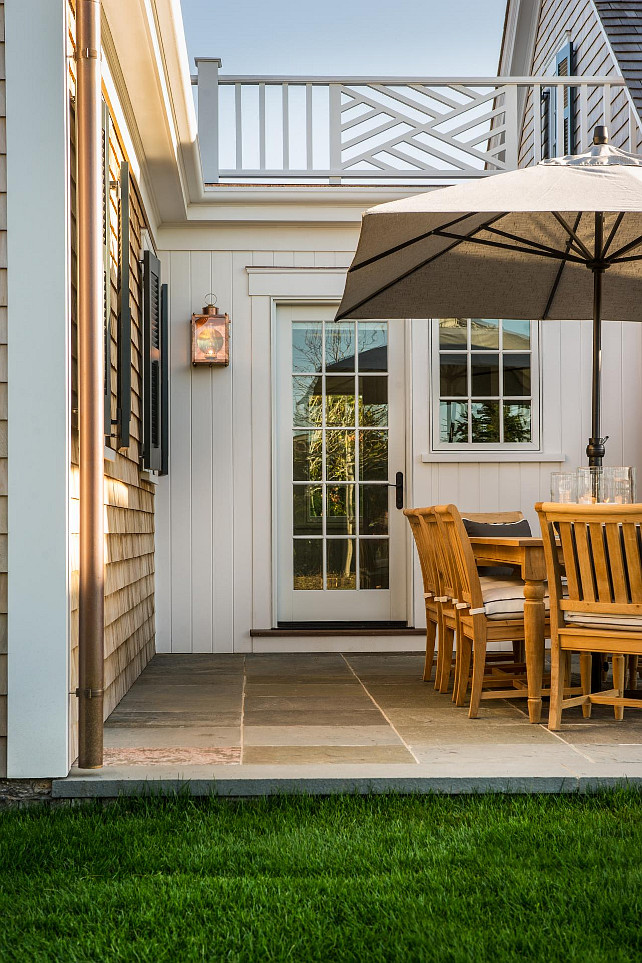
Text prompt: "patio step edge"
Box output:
[[50, 774, 642, 798]]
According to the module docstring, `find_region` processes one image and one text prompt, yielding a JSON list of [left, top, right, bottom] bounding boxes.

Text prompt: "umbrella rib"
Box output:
[[542, 212, 583, 320], [601, 212, 624, 258], [483, 225, 577, 259], [431, 229, 586, 264], [609, 253, 642, 263], [551, 212, 593, 260], [605, 230, 642, 263], [336, 213, 509, 319], [347, 212, 486, 274]]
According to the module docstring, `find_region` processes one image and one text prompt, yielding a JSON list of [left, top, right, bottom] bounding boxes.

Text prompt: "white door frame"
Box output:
[[272, 299, 409, 625]]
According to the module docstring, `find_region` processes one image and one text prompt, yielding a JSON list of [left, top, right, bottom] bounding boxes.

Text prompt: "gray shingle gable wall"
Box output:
[[594, 2, 642, 115]]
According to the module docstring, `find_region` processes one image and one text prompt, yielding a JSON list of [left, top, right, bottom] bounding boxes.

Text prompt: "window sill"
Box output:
[[421, 451, 566, 464]]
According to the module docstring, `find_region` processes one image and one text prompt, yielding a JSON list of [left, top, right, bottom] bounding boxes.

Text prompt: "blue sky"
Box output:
[[178, 0, 508, 76]]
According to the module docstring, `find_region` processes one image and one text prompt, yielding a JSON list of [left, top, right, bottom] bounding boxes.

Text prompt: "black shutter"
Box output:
[[160, 283, 169, 476], [142, 250, 163, 472], [116, 161, 131, 450], [102, 100, 112, 440]]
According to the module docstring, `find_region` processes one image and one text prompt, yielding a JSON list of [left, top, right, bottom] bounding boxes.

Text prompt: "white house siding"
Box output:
[[518, 0, 639, 167], [0, 2, 6, 777], [156, 219, 642, 651]]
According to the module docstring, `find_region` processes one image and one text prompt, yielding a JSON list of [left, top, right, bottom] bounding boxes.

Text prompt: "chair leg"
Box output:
[[547, 640, 566, 732], [613, 654, 625, 722], [438, 626, 455, 693], [468, 625, 487, 719], [579, 652, 592, 719], [423, 619, 437, 682], [455, 632, 472, 707]]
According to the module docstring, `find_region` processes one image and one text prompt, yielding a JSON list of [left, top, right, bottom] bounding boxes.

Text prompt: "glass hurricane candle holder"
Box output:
[[550, 471, 578, 503]]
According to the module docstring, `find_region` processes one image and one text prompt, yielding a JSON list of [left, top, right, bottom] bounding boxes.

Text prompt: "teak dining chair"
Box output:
[[404, 507, 454, 683], [435, 504, 543, 717], [537, 502, 642, 730]]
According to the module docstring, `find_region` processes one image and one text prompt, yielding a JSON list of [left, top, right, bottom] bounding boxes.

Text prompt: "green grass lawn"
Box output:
[[1, 791, 641, 962]]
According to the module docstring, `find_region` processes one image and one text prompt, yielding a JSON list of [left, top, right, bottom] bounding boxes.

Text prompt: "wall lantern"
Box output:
[[191, 295, 230, 366]]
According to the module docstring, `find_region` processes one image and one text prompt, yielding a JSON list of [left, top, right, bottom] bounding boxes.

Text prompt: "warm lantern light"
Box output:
[[191, 297, 230, 366]]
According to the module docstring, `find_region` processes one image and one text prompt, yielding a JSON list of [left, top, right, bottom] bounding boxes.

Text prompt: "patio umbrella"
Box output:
[[337, 127, 642, 467]]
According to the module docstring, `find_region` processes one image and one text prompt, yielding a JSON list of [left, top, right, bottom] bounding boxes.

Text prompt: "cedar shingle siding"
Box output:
[[68, 1, 155, 766], [594, 1, 642, 115], [518, 0, 638, 168]]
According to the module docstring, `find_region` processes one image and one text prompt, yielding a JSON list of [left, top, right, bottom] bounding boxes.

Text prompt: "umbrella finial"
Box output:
[[593, 125, 609, 145]]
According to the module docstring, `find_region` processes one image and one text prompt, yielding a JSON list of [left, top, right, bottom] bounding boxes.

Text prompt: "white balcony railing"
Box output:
[[192, 63, 632, 185]]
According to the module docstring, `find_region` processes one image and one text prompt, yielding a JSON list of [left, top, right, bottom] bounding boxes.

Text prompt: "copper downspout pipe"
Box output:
[[76, 0, 104, 768]]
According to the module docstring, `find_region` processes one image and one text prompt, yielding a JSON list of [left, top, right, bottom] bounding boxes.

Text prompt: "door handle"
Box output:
[[388, 471, 404, 510]]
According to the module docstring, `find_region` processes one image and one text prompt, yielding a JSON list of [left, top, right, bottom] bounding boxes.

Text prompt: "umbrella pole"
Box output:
[[587, 212, 606, 471]]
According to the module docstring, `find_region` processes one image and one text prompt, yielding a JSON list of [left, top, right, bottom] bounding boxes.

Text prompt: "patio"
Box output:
[[54, 652, 642, 797]]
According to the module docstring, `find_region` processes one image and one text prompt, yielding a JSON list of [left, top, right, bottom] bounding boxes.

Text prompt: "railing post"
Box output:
[[195, 57, 222, 184], [504, 83, 519, 169], [329, 83, 341, 184]]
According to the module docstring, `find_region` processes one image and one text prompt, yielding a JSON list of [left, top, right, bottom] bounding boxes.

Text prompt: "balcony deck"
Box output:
[[54, 652, 642, 797]]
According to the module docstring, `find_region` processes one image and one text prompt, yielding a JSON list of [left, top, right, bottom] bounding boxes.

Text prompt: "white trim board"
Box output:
[[247, 267, 347, 298], [5, 0, 71, 777], [422, 452, 566, 464]]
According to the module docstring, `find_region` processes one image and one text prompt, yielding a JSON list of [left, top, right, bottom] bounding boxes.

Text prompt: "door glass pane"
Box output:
[[327, 539, 356, 590], [502, 319, 530, 350], [359, 430, 388, 480], [325, 376, 355, 425], [293, 376, 323, 426], [439, 318, 467, 350], [325, 321, 355, 372], [504, 402, 531, 443], [470, 318, 499, 350], [471, 401, 500, 443], [293, 485, 322, 535], [440, 355, 467, 396], [359, 376, 388, 426], [471, 354, 499, 396], [293, 430, 323, 481], [503, 354, 531, 396], [326, 430, 355, 480], [293, 539, 323, 591], [292, 321, 322, 372], [440, 401, 468, 443], [326, 485, 356, 535], [358, 321, 388, 370], [359, 485, 388, 535], [360, 539, 389, 589]]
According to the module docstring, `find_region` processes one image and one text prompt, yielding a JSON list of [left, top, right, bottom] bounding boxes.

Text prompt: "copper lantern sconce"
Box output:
[[191, 295, 230, 366]]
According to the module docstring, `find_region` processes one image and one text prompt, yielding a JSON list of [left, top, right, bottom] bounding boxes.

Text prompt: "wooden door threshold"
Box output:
[[250, 627, 425, 638]]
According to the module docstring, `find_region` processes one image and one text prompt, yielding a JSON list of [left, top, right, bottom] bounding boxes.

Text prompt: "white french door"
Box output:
[[275, 303, 407, 622]]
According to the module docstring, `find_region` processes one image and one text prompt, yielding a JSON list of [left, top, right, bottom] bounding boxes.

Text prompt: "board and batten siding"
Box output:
[[0, 2, 6, 776], [68, 1, 155, 763], [518, 0, 641, 167], [156, 225, 642, 650]]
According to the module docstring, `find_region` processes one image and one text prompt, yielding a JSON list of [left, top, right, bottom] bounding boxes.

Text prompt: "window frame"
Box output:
[[430, 318, 541, 453]]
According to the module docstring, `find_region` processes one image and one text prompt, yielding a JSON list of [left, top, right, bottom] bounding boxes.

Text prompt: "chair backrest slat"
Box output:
[[588, 522, 610, 602], [435, 504, 484, 610], [558, 522, 581, 599], [605, 524, 629, 602], [404, 508, 439, 598], [623, 523, 642, 599], [574, 523, 596, 602]]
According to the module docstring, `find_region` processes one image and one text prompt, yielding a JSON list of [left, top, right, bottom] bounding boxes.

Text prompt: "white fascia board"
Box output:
[[498, 0, 539, 76], [5, 0, 71, 777], [102, 0, 198, 221]]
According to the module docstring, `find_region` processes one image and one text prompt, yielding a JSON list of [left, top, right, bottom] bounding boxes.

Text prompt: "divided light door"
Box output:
[[275, 303, 407, 623]]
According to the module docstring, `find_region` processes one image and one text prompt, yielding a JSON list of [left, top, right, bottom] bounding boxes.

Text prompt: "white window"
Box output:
[[431, 318, 540, 451]]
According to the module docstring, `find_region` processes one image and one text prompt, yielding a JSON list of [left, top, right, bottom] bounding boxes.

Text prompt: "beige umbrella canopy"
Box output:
[[337, 128, 642, 466]]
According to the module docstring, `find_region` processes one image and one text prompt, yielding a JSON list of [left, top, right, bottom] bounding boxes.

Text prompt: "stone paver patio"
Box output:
[[53, 652, 642, 797]]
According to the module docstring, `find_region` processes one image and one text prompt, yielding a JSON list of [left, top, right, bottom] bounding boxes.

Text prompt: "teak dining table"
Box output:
[[469, 536, 548, 724]]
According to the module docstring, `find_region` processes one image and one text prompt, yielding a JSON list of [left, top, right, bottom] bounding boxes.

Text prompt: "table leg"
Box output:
[[524, 577, 546, 724]]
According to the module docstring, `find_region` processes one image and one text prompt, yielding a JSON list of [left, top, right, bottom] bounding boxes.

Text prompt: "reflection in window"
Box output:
[[435, 319, 536, 446]]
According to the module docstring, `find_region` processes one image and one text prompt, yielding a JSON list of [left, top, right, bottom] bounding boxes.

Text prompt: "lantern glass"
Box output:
[[191, 310, 230, 366]]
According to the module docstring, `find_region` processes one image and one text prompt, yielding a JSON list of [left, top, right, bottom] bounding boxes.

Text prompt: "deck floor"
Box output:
[[49, 651, 641, 793]]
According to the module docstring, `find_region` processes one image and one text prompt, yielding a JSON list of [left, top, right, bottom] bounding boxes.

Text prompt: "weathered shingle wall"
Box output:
[[594, 1, 642, 116], [519, 0, 633, 167]]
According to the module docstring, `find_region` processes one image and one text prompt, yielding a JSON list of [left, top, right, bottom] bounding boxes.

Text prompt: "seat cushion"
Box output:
[[479, 576, 550, 620], [564, 612, 642, 630]]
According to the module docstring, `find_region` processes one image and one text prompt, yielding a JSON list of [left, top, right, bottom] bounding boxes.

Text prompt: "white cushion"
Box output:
[[564, 612, 642, 630], [479, 576, 550, 621]]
